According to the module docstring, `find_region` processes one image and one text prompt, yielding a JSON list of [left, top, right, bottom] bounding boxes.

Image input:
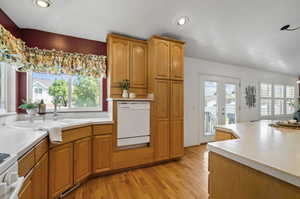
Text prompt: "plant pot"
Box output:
[[26, 109, 37, 123], [293, 111, 300, 122], [122, 90, 129, 98]]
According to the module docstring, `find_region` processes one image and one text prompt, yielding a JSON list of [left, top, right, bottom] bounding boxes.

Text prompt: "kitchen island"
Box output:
[[208, 120, 300, 199]]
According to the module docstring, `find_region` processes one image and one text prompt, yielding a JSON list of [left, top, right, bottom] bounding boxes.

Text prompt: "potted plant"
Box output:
[[120, 79, 130, 98], [19, 99, 38, 123], [293, 104, 300, 122]]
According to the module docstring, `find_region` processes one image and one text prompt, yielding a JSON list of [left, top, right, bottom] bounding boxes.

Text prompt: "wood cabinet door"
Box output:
[[32, 153, 48, 199], [109, 37, 130, 87], [49, 143, 74, 199], [154, 120, 170, 161], [170, 81, 184, 158], [19, 172, 33, 199], [215, 130, 232, 141], [154, 79, 170, 119], [130, 41, 147, 88], [154, 39, 170, 79], [74, 137, 92, 183], [170, 81, 184, 120], [93, 135, 112, 173], [170, 42, 184, 80], [170, 120, 184, 158]]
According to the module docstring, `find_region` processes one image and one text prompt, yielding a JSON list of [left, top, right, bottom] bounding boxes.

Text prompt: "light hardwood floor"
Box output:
[[66, 145, 209, 199]]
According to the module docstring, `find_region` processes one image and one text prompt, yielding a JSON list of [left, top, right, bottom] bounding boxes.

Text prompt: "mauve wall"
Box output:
[[21, 29, 108, 111], [21, 29, 106, 55], [0, 8, 21, 38], [0, 9, 25, 112], [0, 9, 108, 112]]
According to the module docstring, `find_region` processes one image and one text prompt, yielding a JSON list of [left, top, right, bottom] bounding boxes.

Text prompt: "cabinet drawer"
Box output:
[[35, 138, 48, 162], [93, 124, 113, 135], [18, 149, 35, 177], [19, 170, 33, 199], [59, 126, 92, 145]]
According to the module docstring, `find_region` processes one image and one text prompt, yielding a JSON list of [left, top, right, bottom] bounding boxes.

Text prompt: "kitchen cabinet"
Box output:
[[49, 143, 74, 199], [155, 79, 170, 119], [170, 81, 184, 158], [153, 80, 171, 161], [108, 36, 130, 88], [18, 149, 35, 177], [18, 138, 49, 199], [93, 135, 113, 173], [170, 42, 184, 80], [107, 34, 148, 98], [170, 120, 184, 158], [155, 120, 170, 161], [19, 171, 33, 199], [170, 81, 184, 120], [32, 153, 48, 199], [148, 36, 184, 81], [131, 41, 147, 88], [153, 39, 170, 79], [215, 130, 237, 141], [149, 36, 185, 161], [74, 137, 92, 183]]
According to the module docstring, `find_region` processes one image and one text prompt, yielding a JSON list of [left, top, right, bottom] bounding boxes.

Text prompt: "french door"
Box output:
[[199, 75, 240, 143]]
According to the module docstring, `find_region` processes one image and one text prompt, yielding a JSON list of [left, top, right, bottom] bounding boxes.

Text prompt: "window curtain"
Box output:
[[0, 24, 26, 67], [21, 47, 107, 78], [0, 24, 107, 78]]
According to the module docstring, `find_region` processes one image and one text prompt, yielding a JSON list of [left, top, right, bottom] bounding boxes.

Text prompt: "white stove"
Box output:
[[0, 154, 24, 199]]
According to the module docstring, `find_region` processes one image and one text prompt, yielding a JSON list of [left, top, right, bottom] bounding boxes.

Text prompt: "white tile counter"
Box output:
[[0, 118, 113, 159], [208, 120, 300, 187]]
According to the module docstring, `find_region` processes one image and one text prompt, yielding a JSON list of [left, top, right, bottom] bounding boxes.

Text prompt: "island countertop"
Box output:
[[208, 120, 300, 187]]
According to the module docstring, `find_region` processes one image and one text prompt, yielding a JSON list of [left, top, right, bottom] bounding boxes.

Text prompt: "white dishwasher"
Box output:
[[117, 102, 150, 147]]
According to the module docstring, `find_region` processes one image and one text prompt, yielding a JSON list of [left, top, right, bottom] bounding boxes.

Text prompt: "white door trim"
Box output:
[[198, 74, 240, 143]]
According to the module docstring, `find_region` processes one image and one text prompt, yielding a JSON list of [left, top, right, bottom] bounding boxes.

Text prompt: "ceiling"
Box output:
[[1, 0, 300, 76]]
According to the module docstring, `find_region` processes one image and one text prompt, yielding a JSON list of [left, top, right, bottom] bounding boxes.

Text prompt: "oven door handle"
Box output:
[[8, 176, 24, 199]]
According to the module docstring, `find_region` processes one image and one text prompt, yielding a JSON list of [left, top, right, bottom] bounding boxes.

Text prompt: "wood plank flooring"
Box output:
[[66, 145, 209, 199]]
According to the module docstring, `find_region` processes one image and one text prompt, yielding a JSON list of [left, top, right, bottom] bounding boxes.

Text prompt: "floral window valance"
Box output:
[[0, 24, 107, 78], [21, 47, 107, 78], [0, 24, 26, 66]]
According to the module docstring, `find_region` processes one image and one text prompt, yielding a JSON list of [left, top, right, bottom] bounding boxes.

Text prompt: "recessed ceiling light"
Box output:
[[177, 16, 189, 26], [35, 0, 51, 8]]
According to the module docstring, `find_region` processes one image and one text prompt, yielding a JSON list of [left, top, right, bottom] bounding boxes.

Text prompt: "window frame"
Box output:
[[0, 62, 16, 115], [259, 82, 296, 119], [259, 83, 273, 117], [273, 84, 285, 116], [286, 86, 296, 115], [27, 72, 104, 113]]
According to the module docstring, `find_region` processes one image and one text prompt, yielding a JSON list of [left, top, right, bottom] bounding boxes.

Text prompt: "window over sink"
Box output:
[[28, 72, 103, 112]]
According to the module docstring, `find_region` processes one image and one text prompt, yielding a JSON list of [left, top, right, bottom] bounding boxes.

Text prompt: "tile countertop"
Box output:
[[0, 118, 113, 160], [208, 120, 300, 187]]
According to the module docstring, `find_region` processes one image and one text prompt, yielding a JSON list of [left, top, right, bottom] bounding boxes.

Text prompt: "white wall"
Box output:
[[184, 57, 298, 147]]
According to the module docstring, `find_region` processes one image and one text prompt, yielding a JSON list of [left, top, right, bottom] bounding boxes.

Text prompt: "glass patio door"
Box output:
[[200, 75, 239, 142]]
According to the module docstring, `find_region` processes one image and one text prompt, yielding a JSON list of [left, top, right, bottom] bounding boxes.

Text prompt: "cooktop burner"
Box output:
[[0, 153, 10, 164]]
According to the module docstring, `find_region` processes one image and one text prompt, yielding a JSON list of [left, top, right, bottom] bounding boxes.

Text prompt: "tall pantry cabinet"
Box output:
[[148, 36, 185, 161]]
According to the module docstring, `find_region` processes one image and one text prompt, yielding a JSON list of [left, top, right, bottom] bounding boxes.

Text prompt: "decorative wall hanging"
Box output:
[[0, 24, 107, 78], [245, 85, 256, 108]]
